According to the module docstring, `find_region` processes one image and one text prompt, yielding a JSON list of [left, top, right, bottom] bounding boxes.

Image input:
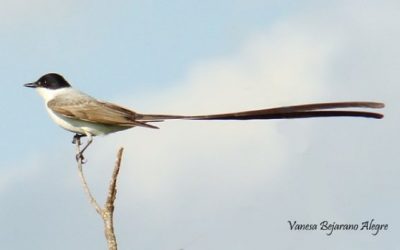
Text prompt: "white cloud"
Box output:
[[150, 25, 335, 114]]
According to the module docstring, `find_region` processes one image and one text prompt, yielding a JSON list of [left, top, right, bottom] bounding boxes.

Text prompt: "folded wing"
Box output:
[[47, 96, 158, 129]]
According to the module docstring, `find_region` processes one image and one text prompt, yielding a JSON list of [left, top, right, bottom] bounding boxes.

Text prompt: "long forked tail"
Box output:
[[136, 102, 385, 125]]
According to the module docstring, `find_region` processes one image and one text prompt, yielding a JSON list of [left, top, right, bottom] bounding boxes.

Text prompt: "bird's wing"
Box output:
[[47, 95, 158, 129]]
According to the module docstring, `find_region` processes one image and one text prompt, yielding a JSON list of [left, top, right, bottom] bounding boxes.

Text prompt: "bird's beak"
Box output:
[[24, 81, 39, 88]]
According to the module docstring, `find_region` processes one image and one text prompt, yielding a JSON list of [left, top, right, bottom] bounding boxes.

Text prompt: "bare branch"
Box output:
[[75, 137, 102, 215], [74, 136, 124, 250], [103, 148, 124, 250], [106, 148, 124, 208]]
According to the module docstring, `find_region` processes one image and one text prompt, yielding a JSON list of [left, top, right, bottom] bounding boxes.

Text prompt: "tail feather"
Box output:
[[136, 101, 385, 123]]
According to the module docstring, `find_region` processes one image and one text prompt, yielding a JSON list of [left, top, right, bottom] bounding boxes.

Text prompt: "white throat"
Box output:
[[36, 87, 73, 103]]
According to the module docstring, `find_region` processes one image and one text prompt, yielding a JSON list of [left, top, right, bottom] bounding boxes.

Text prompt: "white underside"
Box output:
[[45, 108, 130, 136], [37, 87, 131, 136]]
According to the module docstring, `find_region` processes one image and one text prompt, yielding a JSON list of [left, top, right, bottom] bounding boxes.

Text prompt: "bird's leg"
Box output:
[[72, 134, 86, 144], [72, 134, 85, 162], [75, 134, 93, 163], [80, 135, 93, 156]]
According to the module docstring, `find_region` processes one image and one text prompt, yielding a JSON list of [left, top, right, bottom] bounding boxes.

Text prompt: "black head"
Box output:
[[24, 73, 71, 89]]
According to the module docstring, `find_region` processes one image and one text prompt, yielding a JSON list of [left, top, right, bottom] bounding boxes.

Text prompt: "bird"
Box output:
[[24, 73, 384, 161]]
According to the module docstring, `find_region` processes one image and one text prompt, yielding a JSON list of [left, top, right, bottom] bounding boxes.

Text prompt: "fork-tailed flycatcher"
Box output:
[[24, 73, 384, 161]]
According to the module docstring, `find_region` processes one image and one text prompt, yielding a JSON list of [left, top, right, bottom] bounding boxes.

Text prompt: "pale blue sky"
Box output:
[[0, 1, 398, 249]]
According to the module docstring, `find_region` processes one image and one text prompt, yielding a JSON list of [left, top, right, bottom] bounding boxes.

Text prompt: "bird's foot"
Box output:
[[76, 152, 87, 164]]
